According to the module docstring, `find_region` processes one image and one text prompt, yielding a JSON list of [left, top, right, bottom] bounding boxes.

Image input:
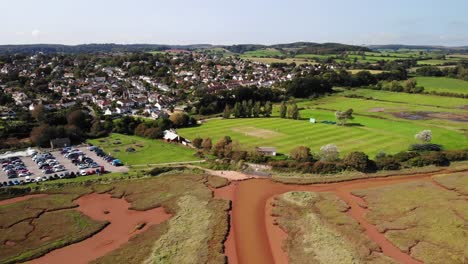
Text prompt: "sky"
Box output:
[[1, 0, 468, 46]]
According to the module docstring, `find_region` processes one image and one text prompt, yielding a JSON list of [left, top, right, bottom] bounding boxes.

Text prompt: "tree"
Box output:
[[264, 101, 272, 117], [213, 136, 233, 158], [30, 124, 53, 147], [280, 102, 287, 119], [67, 109, 90, 131], [192, 137, 203, 149], [202, 138, 212, 152], [290, 146, 312, 162], [233, 102, 242, 118], [253, 101, 261, 118], [320, 144, 339, 161], [222, 105, 231, 119], [415, 130, 432, 143], [169, 112, 190, 127], [344, 152, 371, 172], [335, 108, 354, 126], [31, 104, 46, 122], [288, 103, 300, 120]]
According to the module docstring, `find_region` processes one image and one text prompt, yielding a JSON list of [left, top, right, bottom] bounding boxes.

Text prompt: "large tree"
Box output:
[[335, 108, 354, 126]]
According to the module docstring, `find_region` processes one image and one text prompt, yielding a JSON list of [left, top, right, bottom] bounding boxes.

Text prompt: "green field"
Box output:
[[179, 90, 467, 156], [88, 133, 199, 165], [241, 48, 284, 57], [414, 76, 468, 94], [242, 57, 312, 65]]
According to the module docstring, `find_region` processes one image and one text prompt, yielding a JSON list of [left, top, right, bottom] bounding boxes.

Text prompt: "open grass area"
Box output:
[[353, 177, 467, 264], [88, 133, 199, 166], [241, 56, 312, 65], [242, 48, 284, 57], [273, 191, 394, 263], [340, 88, 467, 109], [348, 69, 384, 74], [179, 88, 467, 156], [414, 76, 468, 95]]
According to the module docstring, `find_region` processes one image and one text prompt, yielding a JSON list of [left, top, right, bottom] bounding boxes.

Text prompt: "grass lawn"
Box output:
[[179, 89, 467, 156], [88, 133, 199, 166], [414, 76, 468, 94], [340, 88, 467, 109]]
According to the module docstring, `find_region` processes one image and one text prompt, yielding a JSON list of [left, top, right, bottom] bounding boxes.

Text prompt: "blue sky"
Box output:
[[1, 0, 468, 46]]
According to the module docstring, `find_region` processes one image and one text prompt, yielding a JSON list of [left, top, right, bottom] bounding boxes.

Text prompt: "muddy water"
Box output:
[[30, 193, 171, 264], [221, 173, 441, 264]]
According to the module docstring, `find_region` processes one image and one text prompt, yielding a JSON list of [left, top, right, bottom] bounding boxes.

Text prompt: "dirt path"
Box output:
[[29, 193, 171, 264], [0, 194, 48, 206], [218, 171, 459, 264]]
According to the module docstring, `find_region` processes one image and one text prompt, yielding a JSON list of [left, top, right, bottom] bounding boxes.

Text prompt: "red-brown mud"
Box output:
[[0, 194, 48, 206], [212, 182, 239, 264], [29, 193, 171, 264], [220, 172, 453, 264]]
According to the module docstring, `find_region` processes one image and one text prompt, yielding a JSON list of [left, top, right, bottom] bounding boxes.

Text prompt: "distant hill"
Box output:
[[293, 43, 370, 54], [0, 44, 213, 54], [369, 44, 468, 52], [1, 42, 467, 55]]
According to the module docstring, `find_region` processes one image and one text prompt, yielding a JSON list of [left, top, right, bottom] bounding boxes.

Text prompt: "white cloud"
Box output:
[[31, 29, 41, 37]]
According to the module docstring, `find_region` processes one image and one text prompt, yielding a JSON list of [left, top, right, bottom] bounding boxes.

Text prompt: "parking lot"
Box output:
[[1, 146, 128, 187]]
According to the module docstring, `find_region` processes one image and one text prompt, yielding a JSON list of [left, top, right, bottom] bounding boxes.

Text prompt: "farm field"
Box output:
[[416, 59, 456, 66], [339, 88, 467, 109], [179, 89, 467, 156], [348, 69, 384, 74], [88, 133, 199, 166], [241, 48, 284, 57], [413, 76, 468, 95], [242, 56, 312, 65]]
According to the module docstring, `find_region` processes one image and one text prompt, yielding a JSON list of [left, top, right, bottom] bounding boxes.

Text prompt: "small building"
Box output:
[[256, 147, 277, 156], [163, 130, 187, 144], [50, 138, 71, 149]]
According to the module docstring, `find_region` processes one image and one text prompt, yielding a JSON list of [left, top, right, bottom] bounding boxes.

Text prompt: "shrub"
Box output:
[[290, 146, 312, 162], [393, 151, 420, 162], [409, 152, 450, 167], [231, 151, 247, 162], [442, 150, 468, 161], [375, 157, 401, 170], [246, 151, 267, 163], [343, 151, 371, 172], [409, 143, 442, 152], [149, 167, 174, 176], [319, 144, 340, 161], [312, 161, 343, 174]]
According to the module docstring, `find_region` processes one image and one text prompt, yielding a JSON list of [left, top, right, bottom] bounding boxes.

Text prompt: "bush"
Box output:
[[343, 151, 372, 172], [409, 143, 442, 152], [375, 157, 401, 170], [149, 167, 174, 176], [409, 152, 450, 167], [442, 150, 468, 161], [393, 151, 420, 162], [312, 161, 343, 174], [290, 146, 312, 162]]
